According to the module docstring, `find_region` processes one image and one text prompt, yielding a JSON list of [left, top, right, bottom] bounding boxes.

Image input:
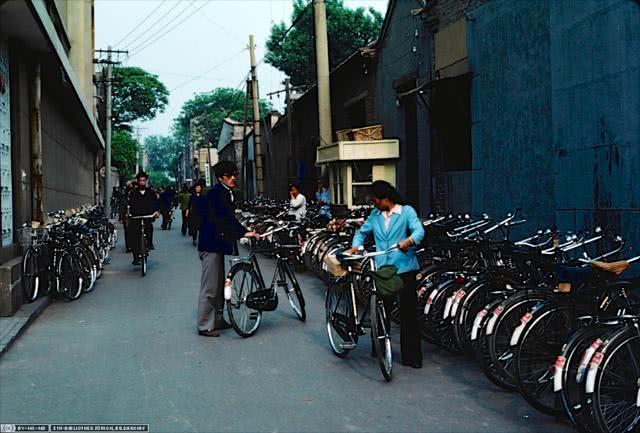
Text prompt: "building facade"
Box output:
[[0, 0, 104, 315]]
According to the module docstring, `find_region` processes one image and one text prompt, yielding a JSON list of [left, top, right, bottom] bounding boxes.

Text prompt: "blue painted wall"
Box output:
[[468, 0, 639, 257]]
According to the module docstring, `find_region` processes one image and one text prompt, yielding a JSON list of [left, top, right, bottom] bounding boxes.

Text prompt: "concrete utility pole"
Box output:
[[241, 80, 250, 199], [314, 0, 333, 177], [249, 34, 264, 195], [285, 78, 294, 180], [30, 62, 44, 224], [105, 46, 113, 218], [95, 47, 127, 218]]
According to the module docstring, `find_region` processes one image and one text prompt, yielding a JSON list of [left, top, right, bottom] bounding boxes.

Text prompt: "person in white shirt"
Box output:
[[288, 183, 307, 220]]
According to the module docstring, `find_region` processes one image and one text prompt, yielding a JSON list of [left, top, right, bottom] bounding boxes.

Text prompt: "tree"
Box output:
[[173, 87, 270, 148], [112, 66, 169, 131], [144, 135, 183, 183], [111, 130, 139, 181], [147, 170, 172, 188], [265, 0, 383, 86]]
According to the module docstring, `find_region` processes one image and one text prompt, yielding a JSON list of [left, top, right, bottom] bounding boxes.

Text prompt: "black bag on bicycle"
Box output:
[[245, 289, 279, 311]]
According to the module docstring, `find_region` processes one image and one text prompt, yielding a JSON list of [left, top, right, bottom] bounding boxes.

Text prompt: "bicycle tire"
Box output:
[[140, 231, 147, 277], [282, 263, 306, 321], [226, 263, 262, 338], [325, 280, 356, 358], [371, 292, 393, 381], [591, 330, 640, 433], [57, 249, 83, 301], [21, 247, 40, 302]]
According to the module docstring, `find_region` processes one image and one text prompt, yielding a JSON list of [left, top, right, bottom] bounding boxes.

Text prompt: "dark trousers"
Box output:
[[191, 223, 200, 244], [398, 271, 421, 365], [160, 208, 170, 229], [128, 219, 154, 257], [123, 221, 131, 250], [181, 210, 189, 236]]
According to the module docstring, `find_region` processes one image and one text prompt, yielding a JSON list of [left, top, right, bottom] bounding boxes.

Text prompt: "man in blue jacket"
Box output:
[[197, 161, 256, 337]]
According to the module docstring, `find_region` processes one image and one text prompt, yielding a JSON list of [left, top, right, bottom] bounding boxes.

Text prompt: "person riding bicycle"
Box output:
[[345, 180, 425, 368], [127, 171, 160, 265], [196, 161, 257, 337]]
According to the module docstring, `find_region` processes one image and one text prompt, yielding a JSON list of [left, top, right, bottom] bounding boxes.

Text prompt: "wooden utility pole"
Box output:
[[249, 35, 264, 195], [241, 80, 250, 199], [30, 62, 44, 223], [105, 46, 113, 217], [314, 0, 332, 177]]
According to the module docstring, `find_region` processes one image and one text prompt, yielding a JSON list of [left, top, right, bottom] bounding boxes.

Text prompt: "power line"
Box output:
[[126, 1, 196, 53], [128, 1, 209, 60], [112, 0, 168, 47], [123, 1, 188, 51], [170, 48, 248, 92]]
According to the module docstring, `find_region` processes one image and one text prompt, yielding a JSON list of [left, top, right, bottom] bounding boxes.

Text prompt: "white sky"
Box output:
[[95, 0, 389, 140]]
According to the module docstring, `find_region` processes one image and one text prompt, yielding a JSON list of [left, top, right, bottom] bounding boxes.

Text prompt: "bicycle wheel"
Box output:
[[75, 246, 96, 293], [591, 331, 640, 433], [370, 292, 393, 382], [515, 305, 573, 416], [325, 280, 357, 358], [226, 263, 262, 337], [140, 232, 147, 277], [22, 247, 41, 302], [281, 263, 306, 321], [57, 250, 83, 301]]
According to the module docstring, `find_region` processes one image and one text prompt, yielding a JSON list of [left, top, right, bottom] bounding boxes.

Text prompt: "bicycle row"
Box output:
[[20, 206, 117, 302]]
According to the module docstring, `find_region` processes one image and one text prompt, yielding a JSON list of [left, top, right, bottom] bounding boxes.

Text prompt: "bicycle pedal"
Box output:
[[249, 312, 260, 320], [340, 342, 356, 350]]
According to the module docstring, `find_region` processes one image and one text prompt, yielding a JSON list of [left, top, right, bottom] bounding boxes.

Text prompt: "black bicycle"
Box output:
[[225, 226, 306, 338], [129, 214, 156, 277]]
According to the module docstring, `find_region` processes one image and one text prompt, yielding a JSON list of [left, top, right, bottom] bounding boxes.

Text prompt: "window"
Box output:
[[351, 161, 373, 206]]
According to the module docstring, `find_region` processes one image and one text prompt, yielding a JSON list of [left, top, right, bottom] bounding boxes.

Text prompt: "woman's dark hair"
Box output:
[[289, 183, 300, 191], [213, 161, 238, 179], [370, 180, 403, 204]]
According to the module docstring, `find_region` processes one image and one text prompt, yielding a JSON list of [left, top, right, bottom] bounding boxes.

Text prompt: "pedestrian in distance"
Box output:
[[345, 180, 425, 368], [121, 181, 136, 253], [196, 161, 257, 337], [315, 177, 332, 225], [127, 172, 160, 265], [159, 186, 174, 230], [187, 182, 206, 246], [178, 184, 191, 236], [288, 183, 307, 221]]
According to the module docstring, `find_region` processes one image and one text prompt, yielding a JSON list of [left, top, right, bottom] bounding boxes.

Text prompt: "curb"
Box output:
[[0, 296, 51, 359]]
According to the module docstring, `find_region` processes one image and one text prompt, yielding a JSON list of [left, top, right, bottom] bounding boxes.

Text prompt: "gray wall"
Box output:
[[468, 0, 639, 251], [375, 0, 432, 215]]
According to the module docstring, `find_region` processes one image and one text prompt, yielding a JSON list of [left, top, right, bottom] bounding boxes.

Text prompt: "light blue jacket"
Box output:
[[352, 205, 425, 274]]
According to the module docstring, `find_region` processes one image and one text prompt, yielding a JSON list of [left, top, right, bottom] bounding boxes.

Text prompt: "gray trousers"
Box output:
[[197, 251, 225, 331]]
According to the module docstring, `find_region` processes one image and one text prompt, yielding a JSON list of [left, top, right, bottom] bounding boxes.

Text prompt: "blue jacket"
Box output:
[[198, 183, 247, 255], [352, 205, 425, 274]]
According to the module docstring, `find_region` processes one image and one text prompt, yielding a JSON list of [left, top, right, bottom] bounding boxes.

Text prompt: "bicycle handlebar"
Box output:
[[129, 214, 157, 220], [341, 244, 400, 260]]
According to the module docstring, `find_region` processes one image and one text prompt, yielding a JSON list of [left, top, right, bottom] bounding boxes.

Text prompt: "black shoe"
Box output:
[[132, 259, 141, 265], [402, 360, 422, 369], [214, 321, 233, 331], [125, 248, 132, 253], [198, 329, 220, 337], [148, 244, 155, 250]]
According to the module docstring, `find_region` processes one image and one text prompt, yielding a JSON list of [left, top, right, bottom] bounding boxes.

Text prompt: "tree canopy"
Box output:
[[144, 135, 182, 183], [111, 130, 139, 181], [265, 0, 383, 86], [112, 66, 169, 131], [173, 87, 270, 149]]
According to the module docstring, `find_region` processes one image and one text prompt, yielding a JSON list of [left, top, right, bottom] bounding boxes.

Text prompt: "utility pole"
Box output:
[[285, 78, 294, 183], [249, 35, 264, 195], [30, 62, 44, 223], [95, 47, 127, 218], [314, 0, 332, 177], [241, 80, 250, 199]]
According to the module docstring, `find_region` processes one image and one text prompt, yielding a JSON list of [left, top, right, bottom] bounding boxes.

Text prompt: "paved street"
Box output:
[[0, 219, 573, 433]]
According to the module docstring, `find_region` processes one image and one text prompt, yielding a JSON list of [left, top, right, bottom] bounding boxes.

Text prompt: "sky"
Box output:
[[95, 0, 389, 141]]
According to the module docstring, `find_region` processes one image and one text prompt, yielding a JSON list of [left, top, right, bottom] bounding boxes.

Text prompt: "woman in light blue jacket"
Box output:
[[347, 180, 425, 368]]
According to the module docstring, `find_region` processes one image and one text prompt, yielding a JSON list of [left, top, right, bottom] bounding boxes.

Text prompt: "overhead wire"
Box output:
[[122, 1, 186, 51], [170, 48, 249, 92], [127, 1, 210, 60], [112, 0, 168, 47]]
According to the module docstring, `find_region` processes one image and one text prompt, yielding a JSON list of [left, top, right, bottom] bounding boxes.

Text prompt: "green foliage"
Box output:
[[265, 0, 383, 86], [173, 87, 271, 148], [111, 130, 139, 181], [144, 135, 183, 182], [112, 67, 169, 130], [147, 170, 172, 189]]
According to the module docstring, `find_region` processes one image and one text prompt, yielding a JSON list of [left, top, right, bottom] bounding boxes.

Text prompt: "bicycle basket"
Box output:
[[324, 254, 347, 278], [245, 289, 279, 311], [18, 226, 49, 247]]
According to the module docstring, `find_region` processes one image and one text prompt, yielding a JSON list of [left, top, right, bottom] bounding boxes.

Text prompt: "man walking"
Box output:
[[197, 161, 256, 337], [178, 185, 191, 236]]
